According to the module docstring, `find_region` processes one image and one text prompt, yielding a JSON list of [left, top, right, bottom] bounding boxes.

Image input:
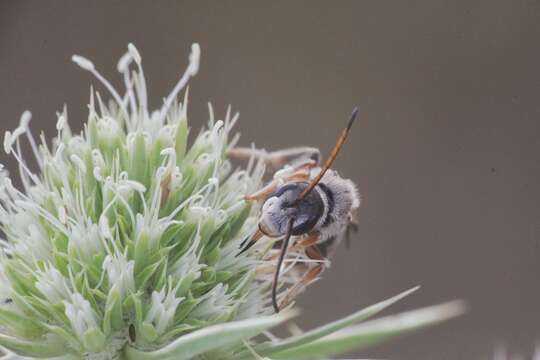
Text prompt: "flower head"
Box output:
[[0, 43, 301, 359]]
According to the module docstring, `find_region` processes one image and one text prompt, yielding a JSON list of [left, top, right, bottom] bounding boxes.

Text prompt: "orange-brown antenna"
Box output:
[[295, 107, 358, 203]]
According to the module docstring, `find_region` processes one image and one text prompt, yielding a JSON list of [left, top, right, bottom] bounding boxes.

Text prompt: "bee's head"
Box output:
[[259, 182, 324, 237]]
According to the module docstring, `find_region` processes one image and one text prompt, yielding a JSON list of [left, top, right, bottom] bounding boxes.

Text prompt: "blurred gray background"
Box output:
[[1, 1, 539, 359]]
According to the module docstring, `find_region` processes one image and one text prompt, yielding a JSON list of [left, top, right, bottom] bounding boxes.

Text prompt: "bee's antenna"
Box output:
[[295, 107, 358, 203], [272, 217, 295, 313]]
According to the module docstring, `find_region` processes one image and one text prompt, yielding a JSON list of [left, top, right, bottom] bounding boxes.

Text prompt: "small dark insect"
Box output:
[[129, 324, 136, 342], [229, 108, 360, 312]]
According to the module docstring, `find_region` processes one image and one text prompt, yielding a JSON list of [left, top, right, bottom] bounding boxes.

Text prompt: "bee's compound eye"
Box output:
[[262, 197, 278, 212]]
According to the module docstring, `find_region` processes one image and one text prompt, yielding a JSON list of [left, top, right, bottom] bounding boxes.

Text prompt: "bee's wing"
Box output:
[[318, 218, 359, 256], [345, 207, 360, 249]]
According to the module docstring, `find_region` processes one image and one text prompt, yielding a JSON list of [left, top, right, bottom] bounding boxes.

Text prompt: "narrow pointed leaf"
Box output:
[[124, 310, 297, 360], [256, 286, 419, 356], [268, 300, 466, 360]]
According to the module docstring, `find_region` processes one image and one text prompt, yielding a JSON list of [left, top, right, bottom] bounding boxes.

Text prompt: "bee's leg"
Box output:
[[268, 147, 321, 169], [279, 245, 326, 309], [244, 180, 280, 201], [293, 231, 320, 250], [244, 168, 311, 202], [228, 146, 321, 170], [270, 231, 320, 258], [226, 147, 267, 162], [292, 159, 318, 172], [284, 169, 312, 182]]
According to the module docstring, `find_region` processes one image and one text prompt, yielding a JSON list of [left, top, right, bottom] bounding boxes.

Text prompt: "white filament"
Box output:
[[157, 43, 201, 124], [72, 54, 130, 121]]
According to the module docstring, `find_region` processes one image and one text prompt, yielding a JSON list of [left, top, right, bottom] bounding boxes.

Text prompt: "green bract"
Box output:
[[0, 44, 465, 359]]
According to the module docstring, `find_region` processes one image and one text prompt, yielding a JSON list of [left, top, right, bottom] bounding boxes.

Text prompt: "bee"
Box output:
[[229, 108, 360, 312]]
